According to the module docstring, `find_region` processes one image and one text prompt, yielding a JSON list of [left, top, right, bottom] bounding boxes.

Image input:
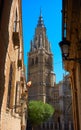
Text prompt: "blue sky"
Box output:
[[22, 0, 65, 83]]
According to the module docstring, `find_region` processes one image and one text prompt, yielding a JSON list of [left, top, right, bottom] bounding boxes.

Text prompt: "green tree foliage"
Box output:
[[28, 100, 55, 125]]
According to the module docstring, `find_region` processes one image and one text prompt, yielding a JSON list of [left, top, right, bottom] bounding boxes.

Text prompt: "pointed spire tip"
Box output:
[[40, 7, 42, 16]]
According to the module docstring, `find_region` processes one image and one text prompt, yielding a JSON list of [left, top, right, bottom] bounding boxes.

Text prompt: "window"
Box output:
[[15, 81, 20, 112], [7, 62, 15, 108], [0, 1, 4, 22], [35, 57, 38, 64], [43, 123, 45, 128], [12, 9, 20, 47], [31, 58, 34, 65], [13, 9, 19, 32], [47, 123, 49, 129], [50, 123, 53, 129]]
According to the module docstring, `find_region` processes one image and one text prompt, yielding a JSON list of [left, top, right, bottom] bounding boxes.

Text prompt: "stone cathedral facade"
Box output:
[[27, 11, 55, 103]]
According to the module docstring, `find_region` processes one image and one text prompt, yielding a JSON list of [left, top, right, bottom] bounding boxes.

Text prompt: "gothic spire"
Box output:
[[37, 9, 45, 28]]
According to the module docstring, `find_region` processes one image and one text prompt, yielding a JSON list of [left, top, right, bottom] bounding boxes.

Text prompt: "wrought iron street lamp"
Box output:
[[59, 39, 81, 62]]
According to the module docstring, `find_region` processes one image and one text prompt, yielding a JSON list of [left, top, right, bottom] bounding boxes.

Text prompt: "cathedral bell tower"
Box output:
[[27, 11, 55, 102]]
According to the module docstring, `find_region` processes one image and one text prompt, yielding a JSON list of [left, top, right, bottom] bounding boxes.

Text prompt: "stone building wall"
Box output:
[[0, 0, 27, 130]]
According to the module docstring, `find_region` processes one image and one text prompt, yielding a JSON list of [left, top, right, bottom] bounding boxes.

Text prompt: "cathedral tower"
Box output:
[[27, 11, 55, 102]]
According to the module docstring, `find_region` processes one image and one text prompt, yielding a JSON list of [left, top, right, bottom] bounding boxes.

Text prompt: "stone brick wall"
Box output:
[[0, 0, 15, 112], [0, 31, 7, 112], [1, 111, 21, 130], [0, 0, 26, 130]]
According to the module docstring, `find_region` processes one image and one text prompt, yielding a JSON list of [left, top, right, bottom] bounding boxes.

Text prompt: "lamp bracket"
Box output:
[[63, 57, 81, 63]]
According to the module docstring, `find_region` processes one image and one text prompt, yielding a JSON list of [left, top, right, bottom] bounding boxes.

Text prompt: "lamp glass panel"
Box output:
[[62, 44, 69, 57]]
